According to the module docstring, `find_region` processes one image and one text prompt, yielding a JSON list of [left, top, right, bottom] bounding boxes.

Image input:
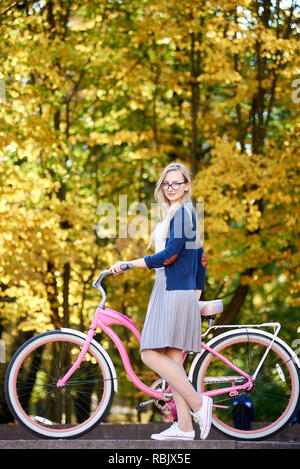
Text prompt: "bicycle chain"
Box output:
[[154, 399, 176, 414], [153, 393, 240, 416], [154, 393, 244, 421], [213, 391, 245, 405], [152, 381, 241, 417]]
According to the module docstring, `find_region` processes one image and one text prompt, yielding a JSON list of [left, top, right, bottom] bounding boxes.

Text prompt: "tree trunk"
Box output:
[[216, 268, 255, 326], [190, 32, 201, 177]]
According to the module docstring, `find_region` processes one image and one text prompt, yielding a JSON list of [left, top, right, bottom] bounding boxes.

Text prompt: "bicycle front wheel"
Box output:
[[5, 330, 115, 439], [191, 330, 300, 440]]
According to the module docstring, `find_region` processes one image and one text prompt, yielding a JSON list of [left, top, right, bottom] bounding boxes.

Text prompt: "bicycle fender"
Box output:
[[60, 328, 118, 392], [188, 327, 300, 384]]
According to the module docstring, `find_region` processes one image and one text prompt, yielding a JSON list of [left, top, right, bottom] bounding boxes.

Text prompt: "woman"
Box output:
[[109, 162, 212, 441]]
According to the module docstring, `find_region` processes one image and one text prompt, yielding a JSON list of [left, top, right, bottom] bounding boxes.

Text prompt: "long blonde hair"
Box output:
[[146, 162, 200, 250]]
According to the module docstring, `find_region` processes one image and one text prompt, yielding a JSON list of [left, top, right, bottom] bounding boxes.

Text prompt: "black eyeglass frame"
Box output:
[[161, 181, 187, 191]]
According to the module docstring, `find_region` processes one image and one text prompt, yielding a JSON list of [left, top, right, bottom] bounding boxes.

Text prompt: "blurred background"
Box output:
[[0, 0, 299, 424]]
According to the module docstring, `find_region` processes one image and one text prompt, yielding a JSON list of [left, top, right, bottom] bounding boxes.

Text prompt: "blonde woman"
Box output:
[[109, 162, 212, 441]]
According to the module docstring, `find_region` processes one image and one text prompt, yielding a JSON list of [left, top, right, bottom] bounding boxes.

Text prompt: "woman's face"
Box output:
[[161, 169, 189, 204]]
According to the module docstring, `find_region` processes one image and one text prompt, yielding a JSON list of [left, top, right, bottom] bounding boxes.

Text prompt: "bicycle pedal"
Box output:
[[136, 399, 155, 410]]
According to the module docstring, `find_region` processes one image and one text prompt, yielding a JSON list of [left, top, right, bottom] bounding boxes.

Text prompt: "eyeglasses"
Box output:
[[161, 182, 187, 191]]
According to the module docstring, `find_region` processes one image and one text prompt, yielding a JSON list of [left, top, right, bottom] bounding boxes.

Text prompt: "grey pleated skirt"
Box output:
[[140, 268, 202, 354]]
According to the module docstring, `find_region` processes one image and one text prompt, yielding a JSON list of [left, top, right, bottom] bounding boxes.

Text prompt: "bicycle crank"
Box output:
[[136, 399, 155, 410], [151, 378, 178, 421]]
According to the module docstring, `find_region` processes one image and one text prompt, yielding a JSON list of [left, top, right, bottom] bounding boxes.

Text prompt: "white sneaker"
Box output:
[[151, 422, 195, 441], [191, 396, 213, 440]]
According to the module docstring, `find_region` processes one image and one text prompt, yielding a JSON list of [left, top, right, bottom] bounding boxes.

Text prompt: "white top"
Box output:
[[153, 225, 165, 271], [154, 220, 167, 252], [153, 212, 171, 271]]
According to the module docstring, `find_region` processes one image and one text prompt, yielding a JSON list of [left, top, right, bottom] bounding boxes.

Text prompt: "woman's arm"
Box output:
[[144, 206, 194, 270], [130, 258, 147, 268], [110, 206, 198, 274], [109, 258, 146, 275]]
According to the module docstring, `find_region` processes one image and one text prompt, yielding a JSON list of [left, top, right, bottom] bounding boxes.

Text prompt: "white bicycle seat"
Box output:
[[198, 299, 223, 317]]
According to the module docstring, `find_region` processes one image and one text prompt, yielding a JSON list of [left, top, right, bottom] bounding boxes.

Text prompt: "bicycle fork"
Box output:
[[56, 327, 96, 388]]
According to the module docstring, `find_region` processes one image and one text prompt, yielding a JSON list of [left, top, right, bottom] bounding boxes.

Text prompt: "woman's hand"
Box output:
[[201, 251, 207, 268], [194, 289, 202, 300], [109, 261, 131, 276]]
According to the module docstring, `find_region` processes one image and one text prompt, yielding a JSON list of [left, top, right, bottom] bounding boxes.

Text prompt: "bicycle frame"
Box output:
[[57, 305, 254, 402]]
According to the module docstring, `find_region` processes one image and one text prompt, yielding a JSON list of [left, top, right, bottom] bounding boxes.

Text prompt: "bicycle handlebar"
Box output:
[[92, 263, 134, 306]]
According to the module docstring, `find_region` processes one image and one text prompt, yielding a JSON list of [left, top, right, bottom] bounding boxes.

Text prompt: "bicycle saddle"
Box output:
[[198, 299, 223, 317]]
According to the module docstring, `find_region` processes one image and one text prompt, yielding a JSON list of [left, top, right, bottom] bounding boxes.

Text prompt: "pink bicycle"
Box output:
[[5, 264, 300, 440]]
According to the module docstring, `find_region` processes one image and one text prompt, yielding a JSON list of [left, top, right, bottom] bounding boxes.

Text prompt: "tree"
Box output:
[[0, 0, 298, 423]]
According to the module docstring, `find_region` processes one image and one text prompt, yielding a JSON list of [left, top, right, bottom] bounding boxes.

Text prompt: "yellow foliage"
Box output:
[[0, 0, 298, 341]]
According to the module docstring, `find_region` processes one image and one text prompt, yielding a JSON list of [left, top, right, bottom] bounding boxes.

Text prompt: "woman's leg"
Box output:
[[141, 348, 203, 429], [164, 348, 194, 432]]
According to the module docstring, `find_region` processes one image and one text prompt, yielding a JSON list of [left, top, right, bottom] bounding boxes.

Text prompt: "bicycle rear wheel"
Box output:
[[5, 330, 115, 439], [191, 330, 300, 440]]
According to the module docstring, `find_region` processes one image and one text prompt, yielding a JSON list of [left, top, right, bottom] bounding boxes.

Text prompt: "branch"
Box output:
[[0, 1, 20, 17], [0, 0, 37, 18]]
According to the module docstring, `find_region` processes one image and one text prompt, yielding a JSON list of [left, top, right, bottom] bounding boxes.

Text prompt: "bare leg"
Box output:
[[164, 348, 194, 432], [141, 348, 203, 430]]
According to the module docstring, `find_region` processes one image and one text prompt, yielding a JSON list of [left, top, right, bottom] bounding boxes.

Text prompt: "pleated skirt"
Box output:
[[140, 268, 202, 354]]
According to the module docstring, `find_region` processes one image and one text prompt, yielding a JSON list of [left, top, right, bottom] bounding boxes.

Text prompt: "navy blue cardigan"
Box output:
[[144, 204, 207, 291]]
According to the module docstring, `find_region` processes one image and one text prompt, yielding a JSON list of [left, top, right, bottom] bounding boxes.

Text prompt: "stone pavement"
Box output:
[[1, 439, 300, 449], [0, 423, 299, 449]]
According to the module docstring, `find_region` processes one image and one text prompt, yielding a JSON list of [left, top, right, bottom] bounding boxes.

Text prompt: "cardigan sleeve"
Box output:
[[196, 247, 207, 290], [144, 206, 193, 270]]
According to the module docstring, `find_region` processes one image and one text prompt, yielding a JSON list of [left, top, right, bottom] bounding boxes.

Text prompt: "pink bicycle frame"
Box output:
[[57, 306, 253, 402]]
